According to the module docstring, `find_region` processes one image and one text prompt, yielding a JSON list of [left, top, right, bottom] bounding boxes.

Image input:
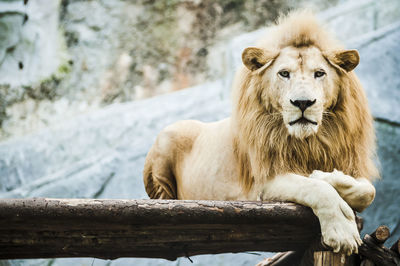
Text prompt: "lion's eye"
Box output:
[[314, 70, 326, 78], [278, 70, 290, 79]]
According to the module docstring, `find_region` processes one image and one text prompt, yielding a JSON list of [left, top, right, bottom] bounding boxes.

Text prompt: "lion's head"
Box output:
[[242, 45, 359, 139], [232, 11, 378, 192]]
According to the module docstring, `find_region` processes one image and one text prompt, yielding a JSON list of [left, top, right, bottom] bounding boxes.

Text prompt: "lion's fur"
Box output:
[[259, 10, 342, 51], [232, 10, 378, 192], [144, 10, 378, 200]]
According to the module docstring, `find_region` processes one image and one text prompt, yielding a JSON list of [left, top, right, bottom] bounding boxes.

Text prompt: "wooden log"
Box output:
[[0, 198, 321, 260], [360, 259, 375, 266], [359, 225, 391, 266], [359, 234, 400, 266], [391, 239, 400, 255], [313, 251, 357, 266], [356, 215, 364, 232], [370, 225, 391, 245]]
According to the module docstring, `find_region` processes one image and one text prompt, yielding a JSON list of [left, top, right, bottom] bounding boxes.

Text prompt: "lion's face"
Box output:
[[242, 46, 359, 139], [265, 46, 339, 138]]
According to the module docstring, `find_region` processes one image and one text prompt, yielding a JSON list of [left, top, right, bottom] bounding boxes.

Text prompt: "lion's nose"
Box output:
[[290, 99, 316, 112]]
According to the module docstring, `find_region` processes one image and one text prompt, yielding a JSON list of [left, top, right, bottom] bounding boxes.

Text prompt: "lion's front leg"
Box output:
[[310, 169, 376, 212], [259, 173, 362, 255]]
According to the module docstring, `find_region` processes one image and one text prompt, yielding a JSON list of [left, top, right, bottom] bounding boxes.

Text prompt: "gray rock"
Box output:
[[29, 253, 276, 266], [0, 0, 64, 87], [0, 13, 23, 64], [353, 22, 400, 123], [361, 121, 400, 247], [0, 79, 229, 195], [319, 0, 377, 40]]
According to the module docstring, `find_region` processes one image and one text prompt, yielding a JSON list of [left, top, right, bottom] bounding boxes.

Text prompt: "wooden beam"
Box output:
[[370, 225, 391, 246], [0, 198, 321, 260], [359, 234, 400, 266], [313, 252, 356, 266], [390, 240, 400, 255]]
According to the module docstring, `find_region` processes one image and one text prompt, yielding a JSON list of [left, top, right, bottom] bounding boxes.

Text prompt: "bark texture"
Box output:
[[0, 198, 320, 260]]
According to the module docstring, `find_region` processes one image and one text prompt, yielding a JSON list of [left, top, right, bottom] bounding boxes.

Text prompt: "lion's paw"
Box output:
[[309, 170, 333, 182], [318, 198, 362, 255], [310, 169, 353, 188]]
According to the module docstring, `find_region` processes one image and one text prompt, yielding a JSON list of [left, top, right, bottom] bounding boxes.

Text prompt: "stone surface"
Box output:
[[353, 22, 400, 123], [0, 0, 65, 87], [0, 79, 229, 195], [361, 121, 400, 247]]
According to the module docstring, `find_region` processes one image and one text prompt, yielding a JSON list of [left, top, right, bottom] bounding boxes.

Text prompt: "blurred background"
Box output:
[[0, 0, 399, 265]]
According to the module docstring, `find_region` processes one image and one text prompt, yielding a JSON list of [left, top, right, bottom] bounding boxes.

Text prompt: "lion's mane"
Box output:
[[232, 11, 379, 192]]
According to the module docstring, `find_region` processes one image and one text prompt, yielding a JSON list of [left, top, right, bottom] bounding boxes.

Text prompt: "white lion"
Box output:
[[143, 11, 378, 255]]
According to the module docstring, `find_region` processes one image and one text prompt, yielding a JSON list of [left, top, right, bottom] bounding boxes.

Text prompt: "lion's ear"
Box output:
[[325, 49, 360, 72], [242, 47, 278, 71]]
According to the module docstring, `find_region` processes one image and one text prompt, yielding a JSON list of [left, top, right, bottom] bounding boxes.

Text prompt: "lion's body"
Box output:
[[143, 11, 378, 254], [144, 118, 253, 200]]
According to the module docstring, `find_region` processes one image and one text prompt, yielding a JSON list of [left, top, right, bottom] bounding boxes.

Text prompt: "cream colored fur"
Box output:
[[143, 11, 378, 255]]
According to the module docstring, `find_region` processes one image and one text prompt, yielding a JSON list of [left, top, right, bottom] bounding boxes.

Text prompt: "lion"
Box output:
[[143, 11, 378, 255]]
